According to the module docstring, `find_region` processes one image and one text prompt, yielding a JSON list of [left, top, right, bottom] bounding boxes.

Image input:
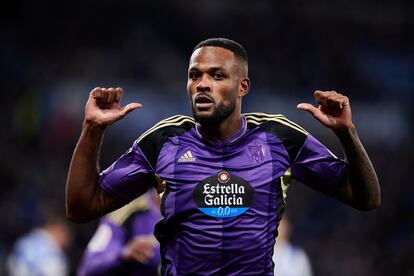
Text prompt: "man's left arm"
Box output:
[[297, 90, 381, 210]]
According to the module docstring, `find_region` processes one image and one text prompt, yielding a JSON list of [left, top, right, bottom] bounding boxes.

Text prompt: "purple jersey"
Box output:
[[99, 113, 347, 275]]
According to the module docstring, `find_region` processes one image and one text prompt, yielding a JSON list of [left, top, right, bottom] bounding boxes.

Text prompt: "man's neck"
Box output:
[[200, 113, 242, 142]]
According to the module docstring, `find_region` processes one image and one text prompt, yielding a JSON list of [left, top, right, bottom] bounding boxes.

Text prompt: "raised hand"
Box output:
[[297, 90, 353, 130], [84, 87, 143, 127]]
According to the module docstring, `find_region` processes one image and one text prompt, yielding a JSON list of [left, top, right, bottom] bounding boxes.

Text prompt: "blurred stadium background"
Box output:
[[1, 0, 413, 275]]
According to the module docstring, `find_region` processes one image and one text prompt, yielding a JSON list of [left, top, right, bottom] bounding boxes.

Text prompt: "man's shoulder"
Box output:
[[136, 115, 195, 144], [244, 112, 308, 136], [244, 112, 309, 162], [134, 115, 195, 168]]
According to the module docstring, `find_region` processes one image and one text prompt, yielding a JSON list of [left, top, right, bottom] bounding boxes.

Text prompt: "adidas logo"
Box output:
[[178, 150, 196, 162]]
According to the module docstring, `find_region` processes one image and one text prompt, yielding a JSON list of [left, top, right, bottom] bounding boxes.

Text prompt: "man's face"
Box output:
[[187, 46, 243, 126]]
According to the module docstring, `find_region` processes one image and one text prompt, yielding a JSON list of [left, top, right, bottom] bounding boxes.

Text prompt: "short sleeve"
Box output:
[[98, 141, 157, 204], [291, 135, 347, 190]]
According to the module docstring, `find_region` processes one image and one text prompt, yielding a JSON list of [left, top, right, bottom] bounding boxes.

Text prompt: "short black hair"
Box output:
[[192, 38, 248, 67]]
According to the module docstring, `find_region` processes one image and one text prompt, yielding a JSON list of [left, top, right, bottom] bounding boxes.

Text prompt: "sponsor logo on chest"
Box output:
[[193, 171, 254, 218]]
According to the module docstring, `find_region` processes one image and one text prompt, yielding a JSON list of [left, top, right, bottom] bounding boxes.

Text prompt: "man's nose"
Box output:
[[196, 75, 211, 92]]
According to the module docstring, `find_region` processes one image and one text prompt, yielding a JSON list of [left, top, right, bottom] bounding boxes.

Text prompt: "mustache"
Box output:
[[194, 93, 214, 103]]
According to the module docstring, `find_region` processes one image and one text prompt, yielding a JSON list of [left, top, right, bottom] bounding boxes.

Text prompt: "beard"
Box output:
[[191, 98, 236, 126]]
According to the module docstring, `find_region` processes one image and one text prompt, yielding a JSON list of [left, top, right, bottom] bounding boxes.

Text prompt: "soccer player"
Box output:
[[78, 192, 161, 276], [66, 38, 380, 275]]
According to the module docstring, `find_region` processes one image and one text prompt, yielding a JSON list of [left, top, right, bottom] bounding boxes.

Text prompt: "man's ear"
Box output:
[[239, 78, 250, 97]]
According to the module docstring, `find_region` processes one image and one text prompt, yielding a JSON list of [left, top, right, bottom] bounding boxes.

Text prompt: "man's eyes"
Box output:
[[214, 73, 225, 80], [188, 72, 226, 80], [189, 72, 199, 79]]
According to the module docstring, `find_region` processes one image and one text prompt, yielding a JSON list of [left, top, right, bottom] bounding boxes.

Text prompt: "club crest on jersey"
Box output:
[[248, 141, 266, 163], [193, 171, 254, 218]]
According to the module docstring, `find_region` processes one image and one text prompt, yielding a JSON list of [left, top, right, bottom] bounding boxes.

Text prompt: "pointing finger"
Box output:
[[297, 102, 326, 123], [121, 102, 143, 117], [297, 103, 318, 115]]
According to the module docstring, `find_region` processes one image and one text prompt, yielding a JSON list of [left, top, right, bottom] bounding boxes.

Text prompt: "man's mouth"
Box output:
[[194, 94, 214, 110]]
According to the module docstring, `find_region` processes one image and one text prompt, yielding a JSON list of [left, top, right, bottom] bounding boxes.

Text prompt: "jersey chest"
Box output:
[[155, 133, 290, 219]]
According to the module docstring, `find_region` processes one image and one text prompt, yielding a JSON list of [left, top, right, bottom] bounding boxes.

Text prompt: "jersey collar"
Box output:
[[195, 115, 247, 145]]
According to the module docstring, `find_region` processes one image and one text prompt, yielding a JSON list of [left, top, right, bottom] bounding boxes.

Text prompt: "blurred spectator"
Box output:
[[77, 191, 161, 276], [7, 211, 71, 276], [273, 217, 313, 276]]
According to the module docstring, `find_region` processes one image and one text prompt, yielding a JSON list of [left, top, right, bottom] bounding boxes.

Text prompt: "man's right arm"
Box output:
[[66, 87, 142, 223]]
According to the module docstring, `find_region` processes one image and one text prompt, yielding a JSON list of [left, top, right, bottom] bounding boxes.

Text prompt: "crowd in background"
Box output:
[[1, 1, 413, 275]]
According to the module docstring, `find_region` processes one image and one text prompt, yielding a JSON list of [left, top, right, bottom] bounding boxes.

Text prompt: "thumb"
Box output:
[[121, 102, 143, 116], [297, 103, 319, 116]]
